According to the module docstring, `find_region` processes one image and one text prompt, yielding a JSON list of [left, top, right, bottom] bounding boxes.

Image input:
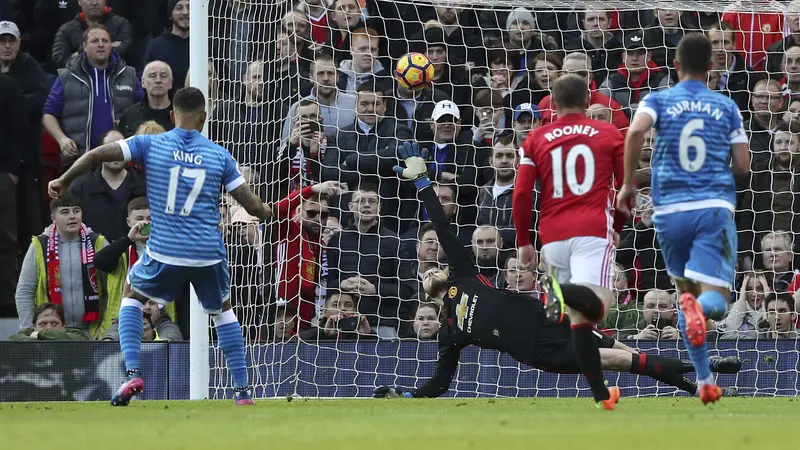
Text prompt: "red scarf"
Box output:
[[128, 244, 139, 269], [46, 224, 99, 323], [616, 61, 661, 104]]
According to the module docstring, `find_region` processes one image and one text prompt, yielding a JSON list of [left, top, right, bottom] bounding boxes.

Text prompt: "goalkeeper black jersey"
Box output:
[[412, 186, 551, 398]]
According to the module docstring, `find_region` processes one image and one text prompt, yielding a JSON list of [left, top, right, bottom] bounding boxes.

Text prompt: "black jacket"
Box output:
[[326, 223, 417, 329], [322, 117, 416, 232], [747, 116, 775, 172], [67, 167, 146, 241], [51, 8, 134, 70], [0, 74, 25, 176], [117, 99, 174, 138], [4, 51, 50, 165]]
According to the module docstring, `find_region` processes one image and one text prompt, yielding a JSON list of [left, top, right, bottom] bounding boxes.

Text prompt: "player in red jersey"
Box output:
[[513, 74, 627, 410]]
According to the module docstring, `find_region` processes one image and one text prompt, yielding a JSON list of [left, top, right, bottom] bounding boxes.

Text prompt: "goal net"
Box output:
[[201, 0, 800, 399]]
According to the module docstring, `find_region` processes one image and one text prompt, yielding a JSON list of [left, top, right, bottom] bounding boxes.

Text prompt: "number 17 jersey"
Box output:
[[519, 113, 625, 245], [120, 128, 245, 266], [636, 79, 747, 212]]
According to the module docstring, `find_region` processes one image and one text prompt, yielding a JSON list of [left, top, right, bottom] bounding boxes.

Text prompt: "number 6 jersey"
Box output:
[[515, 113, 626, 246], [636, 80, 747, 213], [120, 129, 245, 266]]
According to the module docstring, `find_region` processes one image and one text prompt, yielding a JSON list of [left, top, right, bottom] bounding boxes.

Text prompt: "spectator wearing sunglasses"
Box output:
[[273, 180, 341, 329]]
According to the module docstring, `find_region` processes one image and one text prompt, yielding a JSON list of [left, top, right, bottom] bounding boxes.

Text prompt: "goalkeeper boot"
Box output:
[[539, 274, 566, 325], [597, 386, 621, 411], [234, 386, 255, 406], [698, 383, 723, 405], [709, 356, 742, 374], [679, 293, 707, 346], [722, 387, 739, 397], [111, 372, 144, 407]]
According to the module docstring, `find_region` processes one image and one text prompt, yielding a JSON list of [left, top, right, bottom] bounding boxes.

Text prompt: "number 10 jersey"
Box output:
[[518, 113, 625, 245], [636, 79, 747, 214]]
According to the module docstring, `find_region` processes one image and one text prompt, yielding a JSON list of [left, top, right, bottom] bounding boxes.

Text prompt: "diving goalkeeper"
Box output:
[[374, 142, 740, 401]]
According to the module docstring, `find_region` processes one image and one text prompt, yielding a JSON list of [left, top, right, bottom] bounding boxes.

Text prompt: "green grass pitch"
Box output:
[[0, 398, 795, 450]]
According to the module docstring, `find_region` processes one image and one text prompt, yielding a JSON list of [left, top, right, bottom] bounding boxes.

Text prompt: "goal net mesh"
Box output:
[[205, 0, 800, 399]]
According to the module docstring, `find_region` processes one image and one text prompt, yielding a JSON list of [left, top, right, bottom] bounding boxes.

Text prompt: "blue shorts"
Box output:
[[127, 251, 231, 314], [652, 207, 737, 289]]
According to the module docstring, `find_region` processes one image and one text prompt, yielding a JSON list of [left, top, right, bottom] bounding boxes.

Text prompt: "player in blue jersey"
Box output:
[[616, 34, 750, 405], [48, 87, 272, 406]]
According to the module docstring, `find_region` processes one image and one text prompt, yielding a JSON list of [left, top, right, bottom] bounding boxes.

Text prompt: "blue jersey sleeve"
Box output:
[[728, 101, 748, 145], [120, 135, 152, 166], [222, 150, 245, 192]]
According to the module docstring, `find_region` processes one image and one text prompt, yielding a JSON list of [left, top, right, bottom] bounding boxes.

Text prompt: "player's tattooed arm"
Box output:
[[59, 142, 124, 185], [229, 183, 272, 221]]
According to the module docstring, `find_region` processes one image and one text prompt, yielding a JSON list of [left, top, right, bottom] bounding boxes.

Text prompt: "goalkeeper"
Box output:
[[375, 142, 741, 400]]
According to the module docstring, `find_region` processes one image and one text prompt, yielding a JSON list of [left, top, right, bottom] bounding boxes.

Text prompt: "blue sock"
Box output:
[[213, 310, 249, 389], [118, 299, 144, 374], [678, 309, 713, 386], [697, 290, 727, 321]]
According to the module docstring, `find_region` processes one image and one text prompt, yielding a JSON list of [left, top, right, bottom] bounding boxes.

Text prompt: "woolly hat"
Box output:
[[505, 7, 536, 31]]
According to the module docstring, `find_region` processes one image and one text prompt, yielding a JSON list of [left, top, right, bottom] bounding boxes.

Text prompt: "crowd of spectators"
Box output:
[[1, 0, 800, 344]]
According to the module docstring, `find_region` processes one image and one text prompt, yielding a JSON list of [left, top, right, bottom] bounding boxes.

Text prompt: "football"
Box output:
[[394, 52, 435, 90]]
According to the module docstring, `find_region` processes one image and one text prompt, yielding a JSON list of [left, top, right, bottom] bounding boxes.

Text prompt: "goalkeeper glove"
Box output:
[[392, 141, 429, 182], [373, 385, 414, 398]]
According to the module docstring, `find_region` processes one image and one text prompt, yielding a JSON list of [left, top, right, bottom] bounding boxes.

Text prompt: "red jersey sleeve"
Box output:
[[609, 129, 628, 234], [512, 136, 539, 247]]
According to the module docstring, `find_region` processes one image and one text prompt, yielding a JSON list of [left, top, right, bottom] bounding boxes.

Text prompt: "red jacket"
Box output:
[[722, 7, 785, 71], [274, 186, 321, 328], [537, 88, 630, 133]]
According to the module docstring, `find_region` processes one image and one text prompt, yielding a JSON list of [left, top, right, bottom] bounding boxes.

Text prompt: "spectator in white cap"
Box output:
[[512, 102, 541, 147], [418, 99, 483, 225]]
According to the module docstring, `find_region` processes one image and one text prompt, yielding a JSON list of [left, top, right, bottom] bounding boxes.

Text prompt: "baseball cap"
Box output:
[[0, 21, 20, 39], [513, 102, 540, 121], [432, 100, 461, 122], [623, 32, 645, 51]]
